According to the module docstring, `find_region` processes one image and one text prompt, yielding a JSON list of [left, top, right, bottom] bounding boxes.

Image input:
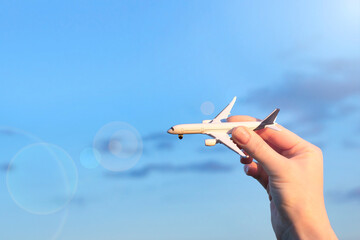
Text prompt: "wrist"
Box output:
[[286, 208, 337, 240]]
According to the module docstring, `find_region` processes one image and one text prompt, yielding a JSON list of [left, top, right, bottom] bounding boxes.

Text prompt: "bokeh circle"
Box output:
[[80, 147, 100, 169], [93, 122, 143, 172], [6, 143, 78, 215], [201, 101, 215, 115]]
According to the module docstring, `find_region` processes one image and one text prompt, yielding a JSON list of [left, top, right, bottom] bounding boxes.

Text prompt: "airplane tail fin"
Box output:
[[254, 108, 281, 131]]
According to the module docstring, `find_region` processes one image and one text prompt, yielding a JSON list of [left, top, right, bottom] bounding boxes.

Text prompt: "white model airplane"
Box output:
[[167, 97, 280, 158]]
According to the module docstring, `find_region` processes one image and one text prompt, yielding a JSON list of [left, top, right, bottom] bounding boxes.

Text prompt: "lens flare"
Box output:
[[93, 122, 143, 172], [201, 101, 215, 115], [80, 148, 100, 169], [6, 143, 78, 215]]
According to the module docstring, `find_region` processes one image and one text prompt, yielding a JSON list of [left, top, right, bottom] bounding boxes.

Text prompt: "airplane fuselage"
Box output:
[[168, 121, 261, 136], [167, 96, 279, 155]]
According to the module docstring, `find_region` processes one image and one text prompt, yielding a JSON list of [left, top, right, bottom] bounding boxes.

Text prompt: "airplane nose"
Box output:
[[167, 127, 175, 134]]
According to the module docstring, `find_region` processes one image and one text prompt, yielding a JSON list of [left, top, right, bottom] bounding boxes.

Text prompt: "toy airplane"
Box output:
[[167, 97, 280, 158]]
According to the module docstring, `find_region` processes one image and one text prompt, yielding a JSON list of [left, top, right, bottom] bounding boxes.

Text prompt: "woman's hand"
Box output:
[[228, 115, 337, 240]]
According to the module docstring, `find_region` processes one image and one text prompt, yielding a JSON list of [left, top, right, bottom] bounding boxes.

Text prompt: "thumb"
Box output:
[[232, 126, 286, 175]]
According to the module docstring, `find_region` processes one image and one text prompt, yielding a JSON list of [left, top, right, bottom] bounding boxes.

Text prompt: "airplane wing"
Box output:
[[211, 97, 237, 123], [206, 132, 247, 157]]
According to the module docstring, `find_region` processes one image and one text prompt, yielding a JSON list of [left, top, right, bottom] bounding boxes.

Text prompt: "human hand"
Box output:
[[228, 115, 337, 240]]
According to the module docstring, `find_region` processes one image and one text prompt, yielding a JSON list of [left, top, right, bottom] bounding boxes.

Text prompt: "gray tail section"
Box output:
[[254, 108, 280, 131]]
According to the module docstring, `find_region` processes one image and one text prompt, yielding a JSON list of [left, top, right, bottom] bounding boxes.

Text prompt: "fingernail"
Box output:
[[233, 127, 250, 145], [244, 164, 250, 175]]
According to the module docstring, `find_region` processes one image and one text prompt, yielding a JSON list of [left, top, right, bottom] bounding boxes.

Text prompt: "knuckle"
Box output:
[[311, 144, 323, 157], [301, 143, 323, 161]]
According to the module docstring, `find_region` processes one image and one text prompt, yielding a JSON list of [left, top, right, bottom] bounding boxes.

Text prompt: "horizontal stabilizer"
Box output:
[[254, 108, 280, 131]]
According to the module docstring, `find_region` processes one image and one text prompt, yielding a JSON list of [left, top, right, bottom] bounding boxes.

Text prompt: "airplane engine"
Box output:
[[202, 120, 212, 124], [205, 139, 217, 146]]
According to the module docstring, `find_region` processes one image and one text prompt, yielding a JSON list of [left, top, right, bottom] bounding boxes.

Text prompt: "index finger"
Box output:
[[228, 115, 305, 151], [227, 115, 260, 122]]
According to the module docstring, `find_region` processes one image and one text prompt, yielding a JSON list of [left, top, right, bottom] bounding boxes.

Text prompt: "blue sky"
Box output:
[[1, 0, 360, 239]]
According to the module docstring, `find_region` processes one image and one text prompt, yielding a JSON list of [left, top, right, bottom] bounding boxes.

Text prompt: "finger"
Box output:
[[229, 115, 307, 152], [255, 126, 306, 153], [232, 126, 286, 175], [244, 161, 268, 190], [240, 150, 253, 164], [227, 115, 260, 122], [241, 156, 253, 164]]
